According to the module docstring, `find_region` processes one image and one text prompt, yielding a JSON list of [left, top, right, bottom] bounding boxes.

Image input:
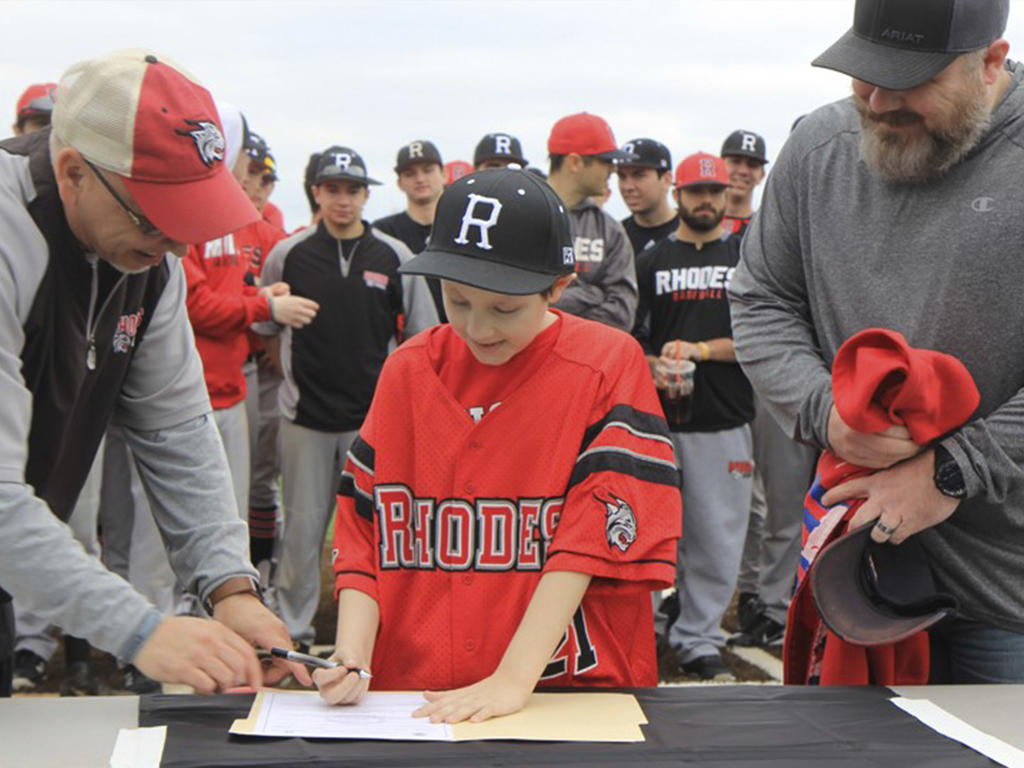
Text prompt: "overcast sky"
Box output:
[[5, 0, 1024, 228]]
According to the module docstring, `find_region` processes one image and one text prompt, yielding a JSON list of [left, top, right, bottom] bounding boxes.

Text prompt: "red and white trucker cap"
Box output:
[[52, 49, 258, 244]]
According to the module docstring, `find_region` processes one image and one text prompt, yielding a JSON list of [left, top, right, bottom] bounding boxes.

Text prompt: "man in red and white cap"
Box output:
[[11, 82, 56, 136], [632, 152, 754, 681], [0, 49, 310, 697], [546, 112, 638, 331]]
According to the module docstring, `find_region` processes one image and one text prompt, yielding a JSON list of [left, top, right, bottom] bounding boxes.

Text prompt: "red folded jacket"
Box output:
[[785, 328, 979, 686]]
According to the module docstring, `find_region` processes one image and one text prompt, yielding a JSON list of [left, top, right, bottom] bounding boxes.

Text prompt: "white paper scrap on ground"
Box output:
[[891, 697, 1024, 768], [232, 690, 452, 740], [108, 725, 167, 768]]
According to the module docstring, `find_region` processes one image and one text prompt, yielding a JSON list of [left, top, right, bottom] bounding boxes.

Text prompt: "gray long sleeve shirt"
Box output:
[[553, 198, 638, 331], [0, 135, 257, 662], [729, 60, 1024, 633]]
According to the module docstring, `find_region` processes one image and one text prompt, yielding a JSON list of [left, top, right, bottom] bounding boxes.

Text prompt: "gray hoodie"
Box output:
[[729, 61, 1024, 633]]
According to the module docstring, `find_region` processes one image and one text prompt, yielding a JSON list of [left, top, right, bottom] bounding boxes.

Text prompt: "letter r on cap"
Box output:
[[495, 135, 512, 155], [409, 142, 423, 159], [454, 193, 503, 250], [332, 153, 352, 169], [741, 134, 756, 152]]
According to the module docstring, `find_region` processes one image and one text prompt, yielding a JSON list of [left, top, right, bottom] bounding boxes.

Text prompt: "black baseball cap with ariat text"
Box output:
[[399, 168, 575, 295]]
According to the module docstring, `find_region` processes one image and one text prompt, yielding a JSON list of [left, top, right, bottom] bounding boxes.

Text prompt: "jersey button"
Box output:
[[464, 639, 476, 651], [469, 440, 482, 451], [464, 483, 475, 495], [461, 574, 473, 586]]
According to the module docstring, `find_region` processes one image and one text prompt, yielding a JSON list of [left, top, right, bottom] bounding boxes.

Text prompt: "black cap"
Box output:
[[473, 132, 528, 168], [313, 146, 381, 186], [813, 0, 1009, 90], [395, 140, 443, 173], [721, 130, 769, 165], [811, 523, 959, 646], [617, 138, 672, 172], [244, 131, 270, 162], [399, 168, 574, 295]]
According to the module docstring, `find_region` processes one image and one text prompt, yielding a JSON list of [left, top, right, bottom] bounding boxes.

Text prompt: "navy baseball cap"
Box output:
[[617, 138, 672, 172], [395, 140, 443, 172], [811, 523, 959, 646], [474, 133, 528, 168], [813, 0, 1009, 90], [721, 130, 768, 165], [399, 168, 574, 295], [313, 146, 380, 186]]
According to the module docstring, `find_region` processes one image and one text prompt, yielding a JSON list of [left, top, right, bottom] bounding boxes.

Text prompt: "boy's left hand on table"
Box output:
[[413, 671, 532, 724]]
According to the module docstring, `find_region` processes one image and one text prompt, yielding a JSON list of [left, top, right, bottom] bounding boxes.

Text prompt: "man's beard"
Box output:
[[855, 75, 991, 184], [679, 202, 724, 232]]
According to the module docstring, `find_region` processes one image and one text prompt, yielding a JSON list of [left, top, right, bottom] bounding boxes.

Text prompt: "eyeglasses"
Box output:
[[84, 159, 164, 238]]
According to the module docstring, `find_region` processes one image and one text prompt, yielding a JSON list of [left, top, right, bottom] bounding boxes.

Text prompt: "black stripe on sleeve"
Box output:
[[580, 404, 671, 454], [567, 451, 681, 493], [350, 435, 375, 472], [338, 472, 355, 497], [335, 569, 377, 581], [354, 488, 374, 521]]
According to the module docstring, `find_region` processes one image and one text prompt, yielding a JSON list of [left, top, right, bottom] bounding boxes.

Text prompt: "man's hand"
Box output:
[[412, 669, 533, 724], [827, 405, 920, 469], [133, 615, 265, 693], [268, 295, 319, 329], [212, 594, 313, 686], [821, 449, 960, 545], [260, 281, 291, 298], [313, 646, 371, 705], [659, 340, 702, 363]]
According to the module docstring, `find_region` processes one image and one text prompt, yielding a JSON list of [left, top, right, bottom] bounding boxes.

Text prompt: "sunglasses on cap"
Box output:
[[83, 158, 164, 238]]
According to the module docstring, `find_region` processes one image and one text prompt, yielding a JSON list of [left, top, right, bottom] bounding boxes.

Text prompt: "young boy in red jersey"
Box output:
[[314, 168, 680, 723]]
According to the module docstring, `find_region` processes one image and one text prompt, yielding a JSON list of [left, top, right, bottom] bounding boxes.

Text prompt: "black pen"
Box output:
[[268, 647, 372, 679]]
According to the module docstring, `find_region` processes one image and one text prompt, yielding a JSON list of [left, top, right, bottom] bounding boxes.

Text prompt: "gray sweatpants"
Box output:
[[275, 419, 358, 645], [737, 397, 818, 624], [213, 401, 249, 521], [247, 358, 283, 511], [13, 442, 104, 660], [668, 424, 754, 663]]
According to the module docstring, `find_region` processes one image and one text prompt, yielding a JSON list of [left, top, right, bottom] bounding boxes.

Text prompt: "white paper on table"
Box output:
[[891, 697, 1024, 768], [108, 725, 167, 768], [234, 690, 452, 740]]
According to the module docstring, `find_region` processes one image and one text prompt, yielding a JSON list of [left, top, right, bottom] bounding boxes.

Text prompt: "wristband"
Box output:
[[204, 576, 263, 614], [697, 341, 710, 361], [267, 295, 277, 324]]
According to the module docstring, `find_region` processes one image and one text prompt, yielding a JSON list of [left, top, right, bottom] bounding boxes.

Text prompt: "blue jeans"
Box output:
[[929, 617, 1024, 683]]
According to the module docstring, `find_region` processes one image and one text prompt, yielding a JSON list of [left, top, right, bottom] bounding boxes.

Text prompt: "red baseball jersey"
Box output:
[[183, 219, 283, 408], [333, 312, 680, 691]]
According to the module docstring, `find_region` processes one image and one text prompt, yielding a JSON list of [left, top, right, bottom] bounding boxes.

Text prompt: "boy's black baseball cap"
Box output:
[[812, 0, 1009, 90], [399, 168, 574, 295], [810, 523, 959, 646]]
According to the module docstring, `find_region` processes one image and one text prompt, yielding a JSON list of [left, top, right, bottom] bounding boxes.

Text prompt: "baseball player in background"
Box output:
[[616, 138, 678, 256], [374, 140, 448, 320], [719, 130, 768, 238], [546, 112, 638, 331], [255, 145, 437, 648], [472, 132, 529, 170], [633, 152, 754, 681], [315, 168, 680, 723]]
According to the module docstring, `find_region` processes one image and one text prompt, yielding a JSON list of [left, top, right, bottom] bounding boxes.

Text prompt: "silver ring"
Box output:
[[874, 520, 899, 536]]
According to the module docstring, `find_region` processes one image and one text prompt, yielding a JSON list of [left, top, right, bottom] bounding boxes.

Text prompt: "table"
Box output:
[[1, 685, 1020, 768]]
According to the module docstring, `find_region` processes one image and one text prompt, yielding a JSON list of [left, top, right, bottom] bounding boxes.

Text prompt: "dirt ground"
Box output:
[[19, 538, 779, 695]]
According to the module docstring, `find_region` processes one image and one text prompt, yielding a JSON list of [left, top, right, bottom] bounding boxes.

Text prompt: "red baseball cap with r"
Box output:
[[547, 112, 637, 162], [674, 152, 731, 189], [52, 49, 258, 244]]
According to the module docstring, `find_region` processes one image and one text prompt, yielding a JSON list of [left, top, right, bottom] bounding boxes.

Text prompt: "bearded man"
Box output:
[[633, 152, 754, 681], [729, 0, 1024, 683]]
